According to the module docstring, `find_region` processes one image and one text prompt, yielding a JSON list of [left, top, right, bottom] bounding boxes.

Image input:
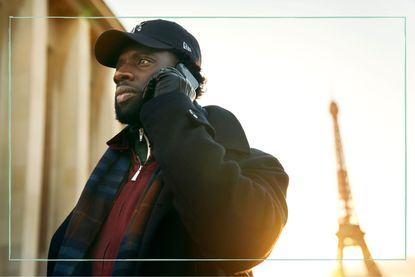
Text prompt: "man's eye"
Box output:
[[137, 58, 151, 65]]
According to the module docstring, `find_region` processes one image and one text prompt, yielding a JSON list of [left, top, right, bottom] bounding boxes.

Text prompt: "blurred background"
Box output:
[[1, 0, 414, 276]]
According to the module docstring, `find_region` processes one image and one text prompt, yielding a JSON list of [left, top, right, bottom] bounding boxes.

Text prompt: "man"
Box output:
[[48, 19, 289, 276]]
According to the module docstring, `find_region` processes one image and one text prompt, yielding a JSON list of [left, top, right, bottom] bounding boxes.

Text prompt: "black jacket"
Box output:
[[48, 93, 289, 276]]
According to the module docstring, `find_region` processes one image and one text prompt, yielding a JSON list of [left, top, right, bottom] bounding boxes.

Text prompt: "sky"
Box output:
[[102, 1, 415, 276]]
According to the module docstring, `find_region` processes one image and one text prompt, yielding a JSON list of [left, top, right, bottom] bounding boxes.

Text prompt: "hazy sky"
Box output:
[[103, 1, 415, 275]]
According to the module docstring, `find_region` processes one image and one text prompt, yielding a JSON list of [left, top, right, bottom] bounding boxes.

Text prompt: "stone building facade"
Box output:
[[0, 0, 124, 275]]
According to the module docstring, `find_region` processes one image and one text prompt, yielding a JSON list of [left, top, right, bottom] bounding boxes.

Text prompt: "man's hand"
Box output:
[[142, 67, 197, 102]]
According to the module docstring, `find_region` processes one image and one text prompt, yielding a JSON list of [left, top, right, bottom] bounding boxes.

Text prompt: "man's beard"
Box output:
[[115, 93, 144, 125]]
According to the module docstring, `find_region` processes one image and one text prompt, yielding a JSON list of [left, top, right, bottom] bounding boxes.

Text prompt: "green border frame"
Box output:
[[8, 15, 407, 262]]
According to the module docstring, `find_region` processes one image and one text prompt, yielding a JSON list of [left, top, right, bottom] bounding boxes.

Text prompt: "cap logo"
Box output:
[[183, 41, 192, 52], [131, 22, 145, 33]]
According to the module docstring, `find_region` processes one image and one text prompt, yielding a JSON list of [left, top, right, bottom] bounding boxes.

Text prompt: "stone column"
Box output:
[[44, 17, 91, 243], [8, 0, 48, 275]]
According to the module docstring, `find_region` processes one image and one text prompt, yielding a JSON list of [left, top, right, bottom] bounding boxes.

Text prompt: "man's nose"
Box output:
[[113, 66, 134, 84]]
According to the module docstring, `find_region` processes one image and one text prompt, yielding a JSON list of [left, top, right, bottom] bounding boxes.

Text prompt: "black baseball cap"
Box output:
[[95, 19, 201, 68]]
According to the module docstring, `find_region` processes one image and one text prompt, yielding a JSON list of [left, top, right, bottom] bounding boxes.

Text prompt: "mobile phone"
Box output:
[[176, 63, 199, 91]]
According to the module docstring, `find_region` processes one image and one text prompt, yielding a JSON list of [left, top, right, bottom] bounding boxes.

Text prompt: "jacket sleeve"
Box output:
[[140, 93, 289, 272]]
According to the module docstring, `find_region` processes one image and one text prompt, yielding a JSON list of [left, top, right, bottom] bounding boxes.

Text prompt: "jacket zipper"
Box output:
[[131, 128, 150, 181]]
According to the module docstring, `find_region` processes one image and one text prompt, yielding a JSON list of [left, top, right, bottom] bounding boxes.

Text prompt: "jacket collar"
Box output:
[[106, 127, 130, 150], [197, 103, 250, 154]]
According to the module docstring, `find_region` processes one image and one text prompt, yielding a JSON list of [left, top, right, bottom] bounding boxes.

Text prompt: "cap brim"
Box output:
[[95, 29, 173, 68]]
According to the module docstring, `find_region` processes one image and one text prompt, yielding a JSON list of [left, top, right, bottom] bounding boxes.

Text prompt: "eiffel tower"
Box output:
[[329, 101, 382, 277]]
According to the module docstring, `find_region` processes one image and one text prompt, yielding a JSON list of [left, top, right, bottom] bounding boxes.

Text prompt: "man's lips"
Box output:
[[115, 85, 140, 104], [116, 92, 136, 103]]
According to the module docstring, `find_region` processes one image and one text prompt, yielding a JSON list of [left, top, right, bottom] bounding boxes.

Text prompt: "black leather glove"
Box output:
[[142, 67, 196, 102]]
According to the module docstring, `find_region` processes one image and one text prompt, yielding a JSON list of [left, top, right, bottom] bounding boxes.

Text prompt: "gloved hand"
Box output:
[[142, 67, 196, 102]]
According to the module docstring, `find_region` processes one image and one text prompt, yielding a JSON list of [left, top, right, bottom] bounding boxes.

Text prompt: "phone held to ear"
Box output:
[[176, 63, 199, 91]]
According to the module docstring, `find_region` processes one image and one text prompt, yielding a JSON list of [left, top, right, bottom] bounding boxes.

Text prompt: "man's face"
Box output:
[[113, 44, 177, 124]]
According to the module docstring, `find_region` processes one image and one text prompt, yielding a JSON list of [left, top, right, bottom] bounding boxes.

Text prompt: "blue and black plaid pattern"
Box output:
[[53, 148, 130, 275], [52, 147, 164, 276]]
